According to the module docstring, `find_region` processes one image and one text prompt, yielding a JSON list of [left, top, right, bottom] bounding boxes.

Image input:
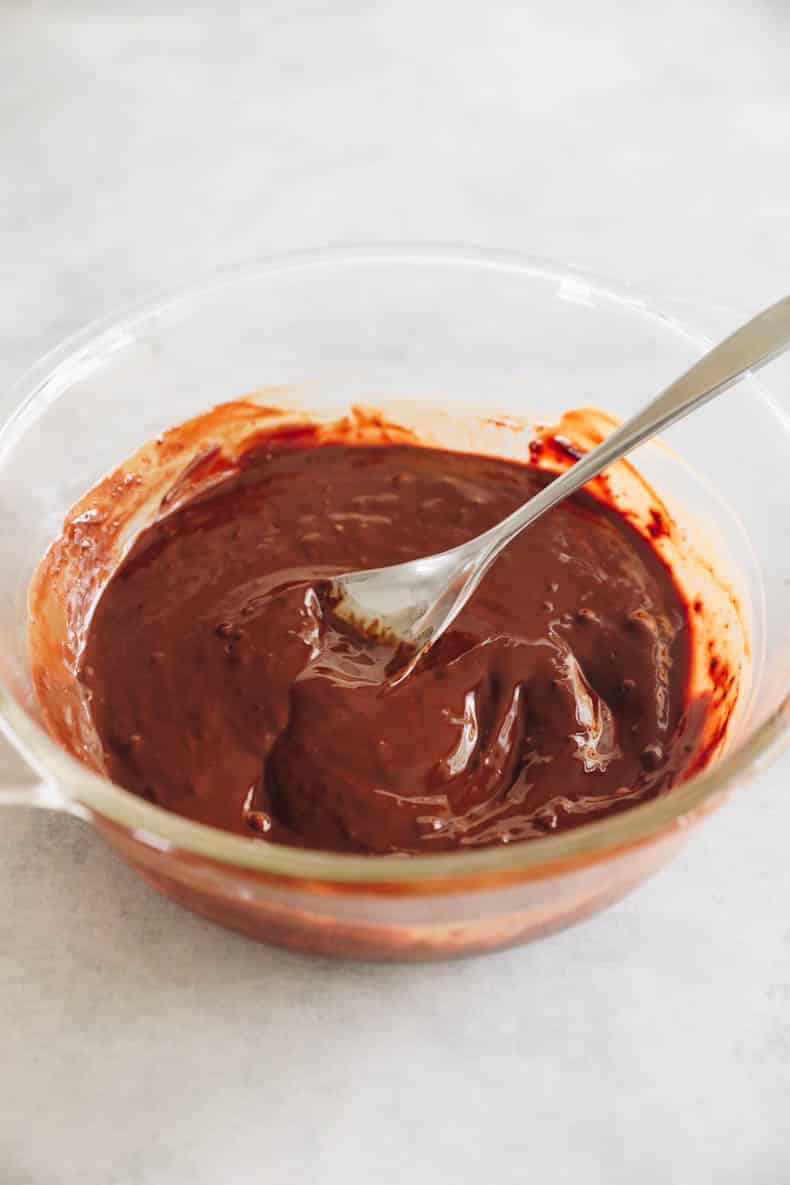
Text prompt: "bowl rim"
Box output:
[[2, 241, 789, 887]]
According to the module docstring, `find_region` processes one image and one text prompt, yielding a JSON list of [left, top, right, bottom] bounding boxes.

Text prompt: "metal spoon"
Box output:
[[329, 295, 790, 681]]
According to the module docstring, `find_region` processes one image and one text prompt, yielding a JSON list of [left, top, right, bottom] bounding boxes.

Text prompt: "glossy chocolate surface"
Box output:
[[78, 432, 703, 854]]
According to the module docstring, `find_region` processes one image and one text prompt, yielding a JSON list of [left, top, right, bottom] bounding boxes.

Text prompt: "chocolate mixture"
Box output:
[[76, 429, 704, 854]]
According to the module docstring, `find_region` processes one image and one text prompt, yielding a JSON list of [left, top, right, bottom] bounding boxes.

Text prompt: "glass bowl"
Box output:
[[1, 245, 788, 961]]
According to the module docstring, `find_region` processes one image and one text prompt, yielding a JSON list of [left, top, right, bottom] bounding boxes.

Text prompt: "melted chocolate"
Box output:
[[78, 436, 702, 854]]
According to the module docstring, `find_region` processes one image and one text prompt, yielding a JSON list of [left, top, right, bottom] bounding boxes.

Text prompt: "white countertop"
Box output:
[[2, 3, 790, 1182]]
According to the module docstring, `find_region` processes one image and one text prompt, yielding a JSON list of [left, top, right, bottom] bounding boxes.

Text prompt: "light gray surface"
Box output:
[[1, 3, 789, 1183]]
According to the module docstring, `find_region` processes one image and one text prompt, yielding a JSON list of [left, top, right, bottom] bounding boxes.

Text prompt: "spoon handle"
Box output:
[[478, 293, 790, 562]]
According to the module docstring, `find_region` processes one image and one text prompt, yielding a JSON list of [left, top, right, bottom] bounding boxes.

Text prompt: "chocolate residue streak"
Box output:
[[29, 398, 745, 855]]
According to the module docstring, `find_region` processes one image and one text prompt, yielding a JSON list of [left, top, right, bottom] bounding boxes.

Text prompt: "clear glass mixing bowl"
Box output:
[[1, 246, 788, 960]]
